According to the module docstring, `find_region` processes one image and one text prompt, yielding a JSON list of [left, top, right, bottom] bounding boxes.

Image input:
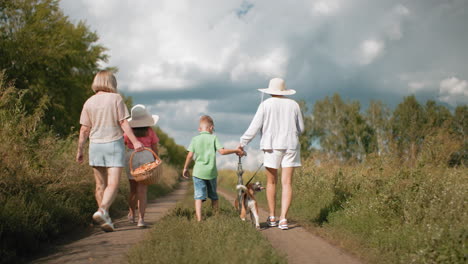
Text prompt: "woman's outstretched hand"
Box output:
[[236, 145, 246, 157]]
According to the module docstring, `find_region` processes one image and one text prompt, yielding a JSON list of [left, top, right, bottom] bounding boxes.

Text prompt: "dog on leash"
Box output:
[[235, 181, 265, 228]]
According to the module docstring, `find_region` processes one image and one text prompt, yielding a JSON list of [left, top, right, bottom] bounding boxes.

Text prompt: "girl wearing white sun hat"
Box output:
[[240, 77, 304, 230], [124, 104, 160, 228]]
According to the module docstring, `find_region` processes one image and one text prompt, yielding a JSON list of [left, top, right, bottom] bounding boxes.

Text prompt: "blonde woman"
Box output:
[[76, 70, 143, 232]]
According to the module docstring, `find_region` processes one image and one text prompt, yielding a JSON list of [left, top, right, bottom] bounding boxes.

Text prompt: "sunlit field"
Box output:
[[219, 153, 467, 264]]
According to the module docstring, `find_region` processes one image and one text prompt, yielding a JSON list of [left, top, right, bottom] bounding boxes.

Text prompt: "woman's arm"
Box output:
[[76, 125, 91, 163], [297, 107, 305, 134], [120, 119, 144, 151], [182, 152, 194, 179], [240, 104, 264, 147]]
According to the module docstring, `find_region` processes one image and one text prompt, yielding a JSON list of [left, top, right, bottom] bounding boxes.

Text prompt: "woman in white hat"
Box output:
[[123, 104, 160, 227], [77, 70, 144, 232], [239, 78, 304, 230]]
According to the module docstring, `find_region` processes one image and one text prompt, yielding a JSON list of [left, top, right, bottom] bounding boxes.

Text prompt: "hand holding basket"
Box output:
[[130, 147, 163, 185]]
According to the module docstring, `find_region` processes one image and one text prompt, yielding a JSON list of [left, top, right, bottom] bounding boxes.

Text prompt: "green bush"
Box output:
[[0, 77, 126, 263]]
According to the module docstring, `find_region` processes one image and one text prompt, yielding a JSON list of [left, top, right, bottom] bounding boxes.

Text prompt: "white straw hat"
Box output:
[[258, 78, 296, 95], [128, 104, 159, 128]]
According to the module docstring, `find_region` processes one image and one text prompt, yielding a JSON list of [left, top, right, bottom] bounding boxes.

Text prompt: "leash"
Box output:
[[245, 162, 264, 186]]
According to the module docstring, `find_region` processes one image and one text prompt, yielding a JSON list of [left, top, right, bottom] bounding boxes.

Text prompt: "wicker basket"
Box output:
[[130, 147, 163, 185]]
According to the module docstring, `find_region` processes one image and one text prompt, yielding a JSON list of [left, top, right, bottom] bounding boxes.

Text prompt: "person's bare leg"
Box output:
[[279, 167, 294, 220], [93, 167, 107, 208], [128, 180, 138, 220], [136, 182, 147, 221], [265, 167, 278, 217], [195, 200, 203, 222], [100, 167, 122, 212]]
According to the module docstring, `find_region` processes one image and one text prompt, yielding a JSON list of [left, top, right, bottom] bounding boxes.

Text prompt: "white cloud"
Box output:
[[355, 4, 410, 66], [359, 39, 385, 65], [148, 99, 210, 138], [384, 4, 411, 40], [312, 0, 340, 15], [438, 77, 468, 106], [408, 81, 426, 92], [230, 48, 289, 81]]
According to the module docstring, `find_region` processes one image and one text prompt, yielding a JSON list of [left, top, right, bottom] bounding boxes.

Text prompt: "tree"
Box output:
[[452, 105, 467, 141], [391, 95, 426, 161], [424, 100, 452, 132], [298, 100, 313, 159], [312, 94, 347, 159], [344, 101, 375, 161], [312, 93, 374, 161], [154, 127, 187, 168], [366, 100, 391, 155], [0, 0, 108, 134]]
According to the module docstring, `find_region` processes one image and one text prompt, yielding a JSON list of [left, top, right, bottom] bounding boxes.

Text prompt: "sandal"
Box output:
[[266, 216, 277, 227], [278, 219, 288, 230]]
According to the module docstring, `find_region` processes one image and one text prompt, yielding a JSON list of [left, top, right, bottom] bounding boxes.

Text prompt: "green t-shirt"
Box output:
[[187, 131, 223, 180]]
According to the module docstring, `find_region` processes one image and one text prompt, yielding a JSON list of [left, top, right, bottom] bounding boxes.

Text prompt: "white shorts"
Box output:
[[263, 149, 301, 169]]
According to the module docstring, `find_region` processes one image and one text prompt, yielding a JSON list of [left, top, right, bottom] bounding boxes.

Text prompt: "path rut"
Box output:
[[218, 188, 363, 264], [33, 181, 188, 264]]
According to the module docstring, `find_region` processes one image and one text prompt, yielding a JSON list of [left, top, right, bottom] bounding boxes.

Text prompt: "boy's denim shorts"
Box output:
[[193, 176, 218, 201]]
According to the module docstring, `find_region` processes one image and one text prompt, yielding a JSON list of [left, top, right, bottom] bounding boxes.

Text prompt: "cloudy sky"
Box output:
[[60, 0, 468, 169]]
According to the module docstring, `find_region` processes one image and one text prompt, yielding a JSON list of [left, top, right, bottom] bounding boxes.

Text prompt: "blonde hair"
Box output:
[[199, 115, 214, 130], [92, 70, 117, 93]]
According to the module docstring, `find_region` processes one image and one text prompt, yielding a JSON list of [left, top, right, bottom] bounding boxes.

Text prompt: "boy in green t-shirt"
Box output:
[[183, 115, 244, 221]]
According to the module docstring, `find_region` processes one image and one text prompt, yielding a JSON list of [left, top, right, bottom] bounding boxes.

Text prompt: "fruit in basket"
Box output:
[[132, 160, 161, 174]]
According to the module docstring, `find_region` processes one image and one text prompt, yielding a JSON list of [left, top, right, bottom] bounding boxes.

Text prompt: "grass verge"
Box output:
[[218, 157, 467, 264], [126, 184, 286, 264]]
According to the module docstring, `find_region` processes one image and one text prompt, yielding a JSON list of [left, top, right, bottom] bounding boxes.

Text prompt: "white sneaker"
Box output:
[[92, 210, 105, 224], [93, 209, 114, 232], [101, 222, 115, 232], [137, 219, 147, 228]]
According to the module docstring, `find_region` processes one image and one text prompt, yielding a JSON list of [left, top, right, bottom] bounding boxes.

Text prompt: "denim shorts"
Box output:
[[89, 138, 125, 167], [193, 177, 218, 200]]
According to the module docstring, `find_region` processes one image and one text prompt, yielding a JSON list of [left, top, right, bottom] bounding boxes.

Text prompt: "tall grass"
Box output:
[[126, 185, 286, 264], [218, 135, 467, 264], [0, 75, 179, 264], [147, 163, 180, 200]]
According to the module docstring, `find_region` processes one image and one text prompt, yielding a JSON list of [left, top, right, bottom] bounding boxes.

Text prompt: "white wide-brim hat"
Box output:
[[258, 78, 296, 95], [128, 104, 159, 128]]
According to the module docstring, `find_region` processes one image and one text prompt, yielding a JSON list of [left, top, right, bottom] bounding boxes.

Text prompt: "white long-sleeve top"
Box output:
[[240, 97, 304, 150]]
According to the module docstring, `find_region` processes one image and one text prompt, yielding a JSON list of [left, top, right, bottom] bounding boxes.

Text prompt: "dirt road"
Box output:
[[218, 188, 363, 264], [33, 181, 188, 264]]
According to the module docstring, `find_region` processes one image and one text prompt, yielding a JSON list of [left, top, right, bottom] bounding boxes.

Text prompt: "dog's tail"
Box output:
[[236, 184, 247, 191]]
